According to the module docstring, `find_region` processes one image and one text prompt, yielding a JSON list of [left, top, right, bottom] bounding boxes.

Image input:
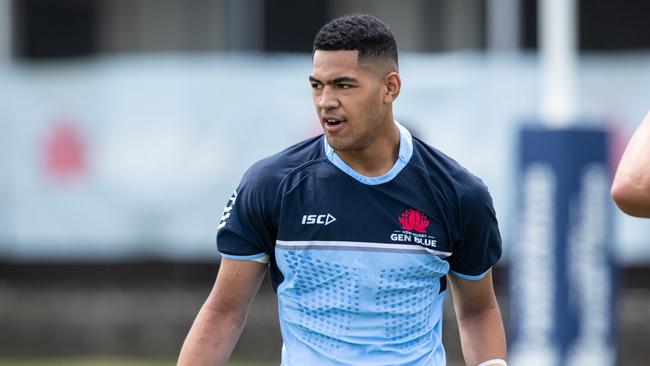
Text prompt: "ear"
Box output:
[[383, 72, 401, 104]]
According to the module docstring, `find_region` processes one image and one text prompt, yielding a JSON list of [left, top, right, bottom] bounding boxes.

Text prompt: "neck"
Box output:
[[335, 120, 400, 177]]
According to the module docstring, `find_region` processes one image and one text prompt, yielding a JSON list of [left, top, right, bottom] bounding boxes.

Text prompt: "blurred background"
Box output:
[[0, 0, 649, 365]]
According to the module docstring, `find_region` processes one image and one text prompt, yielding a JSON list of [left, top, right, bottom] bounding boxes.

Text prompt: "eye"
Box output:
[[338, 84, 352, 89], [311, 83, 323, 90]]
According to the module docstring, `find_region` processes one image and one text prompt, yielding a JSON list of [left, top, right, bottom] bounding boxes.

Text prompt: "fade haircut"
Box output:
[[313, 14, 398, 67]]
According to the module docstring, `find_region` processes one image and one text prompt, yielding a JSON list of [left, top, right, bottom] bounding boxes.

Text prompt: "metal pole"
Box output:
[[228, 0, 264, 51], [0, 0, 10, 65], [512, 2, 616, 366], [0, 0, 11, 256], [487, 0, 521, 53]]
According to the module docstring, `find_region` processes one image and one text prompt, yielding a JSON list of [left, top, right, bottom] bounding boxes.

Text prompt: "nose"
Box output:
[[318, 86, 339, 110]]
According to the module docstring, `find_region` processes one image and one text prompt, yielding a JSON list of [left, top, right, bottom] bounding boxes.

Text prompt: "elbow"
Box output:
[[611, 182, 631, 212], [455, 299, 500, 323], [221, 309, 247, 333], [203, 297, 248, 333], [210, 305, 247, 331], [611, 182, 650, 218]]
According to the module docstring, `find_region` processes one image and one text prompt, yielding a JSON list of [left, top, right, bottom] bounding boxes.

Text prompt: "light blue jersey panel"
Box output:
[[276, 241, 450, 366]]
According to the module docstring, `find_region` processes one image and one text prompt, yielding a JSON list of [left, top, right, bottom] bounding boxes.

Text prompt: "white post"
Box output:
[[539, 0, 577, 126], [487, 0, 521, 53]]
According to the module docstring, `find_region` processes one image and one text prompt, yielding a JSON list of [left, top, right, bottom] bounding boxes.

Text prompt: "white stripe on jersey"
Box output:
[[276, 240, 452, 257]]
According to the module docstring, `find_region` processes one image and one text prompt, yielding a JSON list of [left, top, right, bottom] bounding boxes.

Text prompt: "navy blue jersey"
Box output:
[[217, 123, 502, 365]]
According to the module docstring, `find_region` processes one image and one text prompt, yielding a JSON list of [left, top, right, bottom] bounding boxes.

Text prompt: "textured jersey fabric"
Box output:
[[217, 122, 502, 365]]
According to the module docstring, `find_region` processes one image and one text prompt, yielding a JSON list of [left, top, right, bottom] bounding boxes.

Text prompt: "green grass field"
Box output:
[[0, 359, 464, 366], [0, 359, 276, 366]]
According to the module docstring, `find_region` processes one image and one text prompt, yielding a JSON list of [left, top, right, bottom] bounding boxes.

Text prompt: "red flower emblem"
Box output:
[[398, 209, 430, 233]]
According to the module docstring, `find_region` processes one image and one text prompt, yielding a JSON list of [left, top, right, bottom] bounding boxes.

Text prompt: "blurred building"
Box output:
[[8, 0, 650, 60]]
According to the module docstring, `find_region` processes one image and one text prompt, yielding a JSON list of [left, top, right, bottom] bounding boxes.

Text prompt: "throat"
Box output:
[[334, 126, 401, 178], [338, 150, 397, 177]]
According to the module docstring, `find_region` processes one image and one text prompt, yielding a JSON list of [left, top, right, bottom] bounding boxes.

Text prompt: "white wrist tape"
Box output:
[[476, 359, 507, 366]]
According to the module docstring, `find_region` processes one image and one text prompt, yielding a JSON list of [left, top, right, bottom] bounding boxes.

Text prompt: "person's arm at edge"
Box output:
[[449, 270, 507, 366], [611, 111, 650, 217], [177, 258, 268, 366]]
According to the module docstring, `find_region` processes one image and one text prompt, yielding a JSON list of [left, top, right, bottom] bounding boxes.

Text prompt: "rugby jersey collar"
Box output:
[[323, 121, 413, 185]]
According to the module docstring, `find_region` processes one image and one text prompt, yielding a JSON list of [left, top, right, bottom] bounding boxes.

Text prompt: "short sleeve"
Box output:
[[216, 165, 279, 262], [448, 180, 502, 280]]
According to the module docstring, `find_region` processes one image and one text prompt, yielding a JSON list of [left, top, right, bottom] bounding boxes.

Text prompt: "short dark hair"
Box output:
[[313, 14, 398, 67]]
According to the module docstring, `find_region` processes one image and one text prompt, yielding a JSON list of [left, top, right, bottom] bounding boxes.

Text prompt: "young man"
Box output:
[[178, 14, 507, 366], [611, 110, 650, 217]]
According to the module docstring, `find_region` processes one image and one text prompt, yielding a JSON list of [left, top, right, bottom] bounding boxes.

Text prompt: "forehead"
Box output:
[[311, 50, 362, 78]]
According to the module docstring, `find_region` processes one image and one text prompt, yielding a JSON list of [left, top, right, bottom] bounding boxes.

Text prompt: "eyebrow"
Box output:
[[309, 76, 359, 84]]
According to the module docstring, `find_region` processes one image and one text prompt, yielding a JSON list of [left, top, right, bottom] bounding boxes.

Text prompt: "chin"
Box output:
[[326, 137, 354, 151]]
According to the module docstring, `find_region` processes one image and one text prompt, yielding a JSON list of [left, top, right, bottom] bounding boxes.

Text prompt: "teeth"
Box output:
[[327, 119, 337, 123]]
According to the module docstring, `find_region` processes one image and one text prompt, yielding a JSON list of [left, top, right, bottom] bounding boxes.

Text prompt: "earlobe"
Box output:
[[383, 86, 392, 103], [384, 72, 401, 103]]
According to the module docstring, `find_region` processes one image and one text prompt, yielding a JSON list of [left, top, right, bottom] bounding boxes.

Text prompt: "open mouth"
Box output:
[[322, 117, 346, 127]]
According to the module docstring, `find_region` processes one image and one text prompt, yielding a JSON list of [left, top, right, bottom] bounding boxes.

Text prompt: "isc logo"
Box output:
[[301, 213, 336, 226]]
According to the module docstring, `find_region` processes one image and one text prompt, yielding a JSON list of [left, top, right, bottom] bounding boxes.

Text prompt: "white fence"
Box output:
[[1, 52, 648, 262]]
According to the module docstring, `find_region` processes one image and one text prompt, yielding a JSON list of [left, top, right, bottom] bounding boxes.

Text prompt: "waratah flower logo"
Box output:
[[398, 209, 430, 233]]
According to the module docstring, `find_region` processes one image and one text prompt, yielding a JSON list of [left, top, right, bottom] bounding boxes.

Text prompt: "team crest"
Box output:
[[398, 209, 430, 233], [391, 208, 437, 248]]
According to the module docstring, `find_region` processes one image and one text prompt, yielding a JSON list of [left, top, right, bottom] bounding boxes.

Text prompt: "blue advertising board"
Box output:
[[510, 127, 616, 366]]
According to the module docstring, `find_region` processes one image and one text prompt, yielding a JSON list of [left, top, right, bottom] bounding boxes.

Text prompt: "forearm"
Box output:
[[178, 259, 267, 366], [177, 303, 246, 366], [612, 111, 650, 217], [456, 303, 507, 366]]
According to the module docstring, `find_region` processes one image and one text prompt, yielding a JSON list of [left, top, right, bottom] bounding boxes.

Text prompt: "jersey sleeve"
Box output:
[[216, 164, 279, 262], [448, 180, 502, 280]]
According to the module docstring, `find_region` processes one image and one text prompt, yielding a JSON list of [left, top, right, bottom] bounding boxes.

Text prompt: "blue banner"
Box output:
[[510, 126, 616, 366]]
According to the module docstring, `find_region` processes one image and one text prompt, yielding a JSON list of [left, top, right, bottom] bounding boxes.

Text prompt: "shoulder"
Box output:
[[410, 137, 492, 210], [241, 135, 326, 191], [412, 137, 489, 190]]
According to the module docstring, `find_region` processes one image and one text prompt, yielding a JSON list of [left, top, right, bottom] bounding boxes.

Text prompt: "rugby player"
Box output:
[[179, 14, 507, 366]]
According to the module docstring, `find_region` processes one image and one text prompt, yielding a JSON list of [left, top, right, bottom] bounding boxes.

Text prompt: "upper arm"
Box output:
[[448, 270, 499, 316], [611, 111, 650, 217], [210, 162, 279, 315], [448, 180, 502, 278], [205, 258, 268, 316], [217, 162, 282, 261], [449, 270, 507, 365]]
